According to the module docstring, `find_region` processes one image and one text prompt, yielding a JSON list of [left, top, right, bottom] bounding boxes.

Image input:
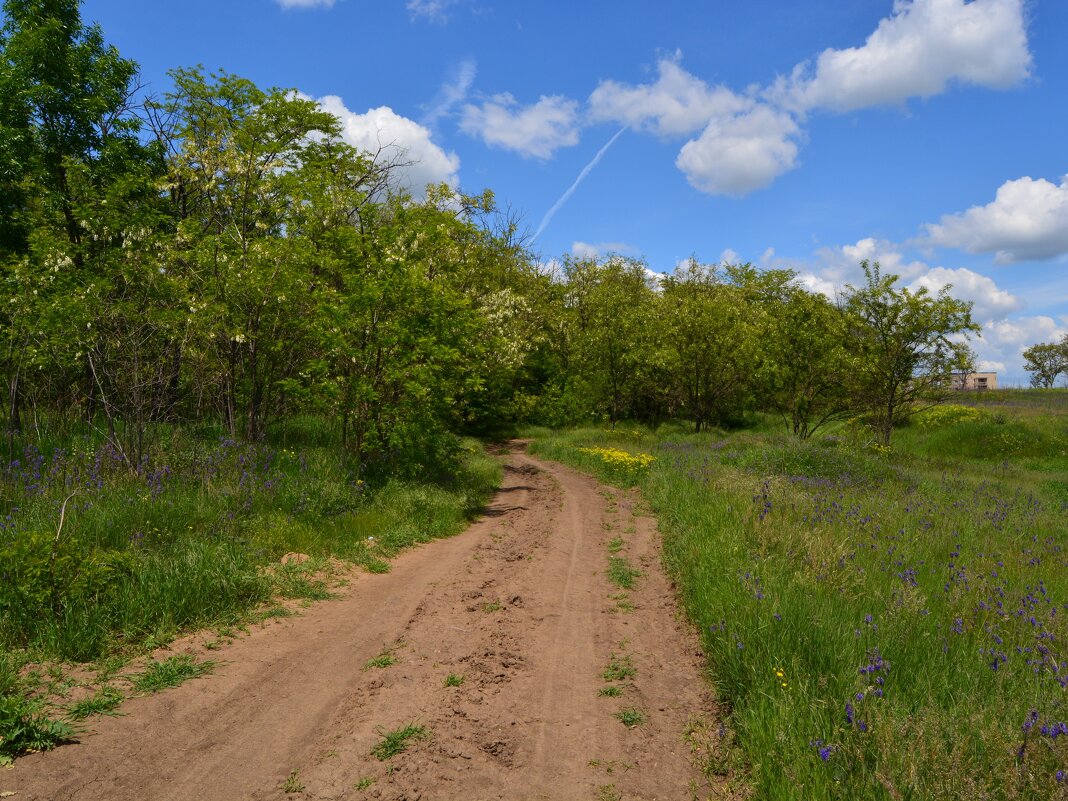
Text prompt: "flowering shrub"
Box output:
[[578, 446, 655, 484], [913, 403, 983, 429]]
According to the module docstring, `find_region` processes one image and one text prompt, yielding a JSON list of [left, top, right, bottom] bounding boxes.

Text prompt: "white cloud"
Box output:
[[406, 0, 460, 22], [675, 105, 801, 196], [588, 54, 751, 137], [572, 241, 637, 259], [771, 0, 1031, 112], [908, 266, 1023, 320], [276, 0, 335, 8], [317, 96, 460, 195], [718, 248, 740, 264], [422, 59, 477, 127], [921, 175, 1068, 263], [460, 93, 580, 159], [976, 316, 1068, 383]]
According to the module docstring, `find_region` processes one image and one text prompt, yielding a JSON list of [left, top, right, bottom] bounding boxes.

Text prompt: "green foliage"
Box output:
[[371, 723, 429, 760], [602, 654, 636, 682], [443, 673, 463, 687], [534, 411, 1068, 800], [1022, 339, 1068, 389], [66, 685, 123, 719], [131, 654, 214, 694], [614, 708, 645, 727], [606, 556, 641, 590]]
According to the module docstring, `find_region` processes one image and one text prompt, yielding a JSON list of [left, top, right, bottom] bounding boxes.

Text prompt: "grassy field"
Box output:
[[529, 390, 1068, 800], [0, 419, 501, 763]]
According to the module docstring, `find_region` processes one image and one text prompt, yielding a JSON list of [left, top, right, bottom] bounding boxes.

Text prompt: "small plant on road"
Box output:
[[598, 686, 622, 697], [615, 707, 645, 727], [67, 685, 123, 719], [354, 776, 376, 790], [607, 556, 641, 589], [363, 650, 396, 670], [444, 673, 464, 687], [282, 769, 304, 793], [607, 537, 625, 554], [372, 723, 429, 760], [602, 654, 636, 682], [131, 655, 214, 694]]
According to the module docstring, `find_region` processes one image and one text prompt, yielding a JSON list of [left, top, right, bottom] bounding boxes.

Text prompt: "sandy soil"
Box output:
[[7, 445, 724, 801]]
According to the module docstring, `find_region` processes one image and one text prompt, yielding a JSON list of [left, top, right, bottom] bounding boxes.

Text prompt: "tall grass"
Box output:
[[0, 421, 501, 759], [531, 391, 1068, 799]]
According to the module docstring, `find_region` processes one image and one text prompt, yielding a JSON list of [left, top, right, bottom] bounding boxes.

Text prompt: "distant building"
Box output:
[[952, 371, 997, 391]]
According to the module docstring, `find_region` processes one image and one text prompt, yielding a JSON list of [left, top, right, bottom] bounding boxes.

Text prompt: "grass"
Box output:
[[371, 723, 429, 760], [363, 650, 397, 670], [480, 601, 502, 613], [130, 655, 214, 694], [598, 686, 622, 697], [66, 685, 123, 720], [606, 556, 641, 589], [354, 776, 375, 790], [614, 707, 645, 727], [607, 536, 625, 553], [602, 653, 636, 683], [282, 770, 304, 793], [530, 391, 1068, 800], [0, 424, 501, 762], [443, 673, 464, 687]]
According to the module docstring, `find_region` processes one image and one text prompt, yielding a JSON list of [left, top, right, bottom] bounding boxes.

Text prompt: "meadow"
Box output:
[[530, 389, 1068, 800], [0, 419, 501, 763]]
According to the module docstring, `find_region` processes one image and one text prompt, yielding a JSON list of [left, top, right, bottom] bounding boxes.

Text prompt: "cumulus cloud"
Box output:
[[921, 175, 1068, 263], [771, 0, 1031, 112], [588, 54, 751, 137], [460, 93, 580, 159], [572, 241, 637, 259], [277, 0, 335, 7], [675, 105, 802, 196], [908, 266, 1023, 320], [317, 96, 460, 195]]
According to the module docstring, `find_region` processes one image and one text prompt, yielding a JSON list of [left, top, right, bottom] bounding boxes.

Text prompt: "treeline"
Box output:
[[1, 0, 979, 471]]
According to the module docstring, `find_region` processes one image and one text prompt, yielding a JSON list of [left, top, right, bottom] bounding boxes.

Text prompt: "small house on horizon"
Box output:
[[952, 371, 997, 391]]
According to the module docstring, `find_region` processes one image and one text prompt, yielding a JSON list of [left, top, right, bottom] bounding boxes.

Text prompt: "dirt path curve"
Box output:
[[8, 444, 720, 801]]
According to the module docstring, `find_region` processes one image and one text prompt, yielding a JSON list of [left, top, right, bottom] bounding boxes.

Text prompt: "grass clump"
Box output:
[[131, 654, 214, 694], [66, 685, 123, 720], [363, 650, 396, 671], [614, 708, 645, 727], [606, 556, 641, 590], [371, 723, 429, 760], [598, 686, 622, 697], [443, 673, 464, 687], [282, 769, 304, 793], [602, 654, 636, 682], [354, 776, 375, 790]]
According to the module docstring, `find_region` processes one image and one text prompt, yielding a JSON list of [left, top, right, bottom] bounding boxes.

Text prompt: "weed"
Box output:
[[67, 686, 123, 720], [372, 723, 429, 760], [607, 556, 641, 590], [354, 776, 375, 790], [364, 558, 391, 574], [597, 784, 622, 801], [363, 651, 396, 670], [481, 601, 502, 613], [602, 654, 636, 682], [607, 537, 624, 553], [598, 686, 622, 697], [282, 769, 304, 793], [259, 604, 293, 620], [131, 655, 214, 694], [615, 707, 645, 727], [609, 592, 634, 613], [444, 673, 464, 687], [0, 694, 75, 764]]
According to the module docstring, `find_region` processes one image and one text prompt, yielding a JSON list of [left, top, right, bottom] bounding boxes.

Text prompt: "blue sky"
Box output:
[[81, 0, 1068, 384]]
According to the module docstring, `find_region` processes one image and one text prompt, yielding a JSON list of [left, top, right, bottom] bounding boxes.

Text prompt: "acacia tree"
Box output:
[[762, 285, 852, 439], [1022, 340, 1068, 389], [842, 260, 978, 445]]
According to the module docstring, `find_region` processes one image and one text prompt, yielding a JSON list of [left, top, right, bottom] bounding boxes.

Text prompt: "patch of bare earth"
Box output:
[[7, 444, 727, 800]]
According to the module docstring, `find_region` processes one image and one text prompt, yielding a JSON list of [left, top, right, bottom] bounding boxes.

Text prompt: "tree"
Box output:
[[841, 260, 978, 445], [1022, 340, 1068, 389], [762, 285, 852, 439]]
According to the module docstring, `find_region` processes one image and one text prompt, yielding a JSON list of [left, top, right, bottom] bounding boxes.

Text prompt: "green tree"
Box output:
[[1022, 340, 1068, 389], [762, 285, 852, 439], [841, 260, 978, 445]]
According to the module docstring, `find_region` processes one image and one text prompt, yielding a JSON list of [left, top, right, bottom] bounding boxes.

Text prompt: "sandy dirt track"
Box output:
[[8, 445, 722, 800]]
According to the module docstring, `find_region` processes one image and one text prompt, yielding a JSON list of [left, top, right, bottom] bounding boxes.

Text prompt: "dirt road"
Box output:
[[8, 446, 721, 800]]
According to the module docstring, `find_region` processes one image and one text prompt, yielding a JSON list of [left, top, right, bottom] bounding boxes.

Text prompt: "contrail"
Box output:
[[533, 126, 626, 243]]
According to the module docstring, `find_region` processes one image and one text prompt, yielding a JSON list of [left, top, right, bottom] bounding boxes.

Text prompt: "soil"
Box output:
[[6, 444, 726, 801]]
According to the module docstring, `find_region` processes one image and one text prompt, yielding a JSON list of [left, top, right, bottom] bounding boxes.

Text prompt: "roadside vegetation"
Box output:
[[531, 389, 1068, 799]]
